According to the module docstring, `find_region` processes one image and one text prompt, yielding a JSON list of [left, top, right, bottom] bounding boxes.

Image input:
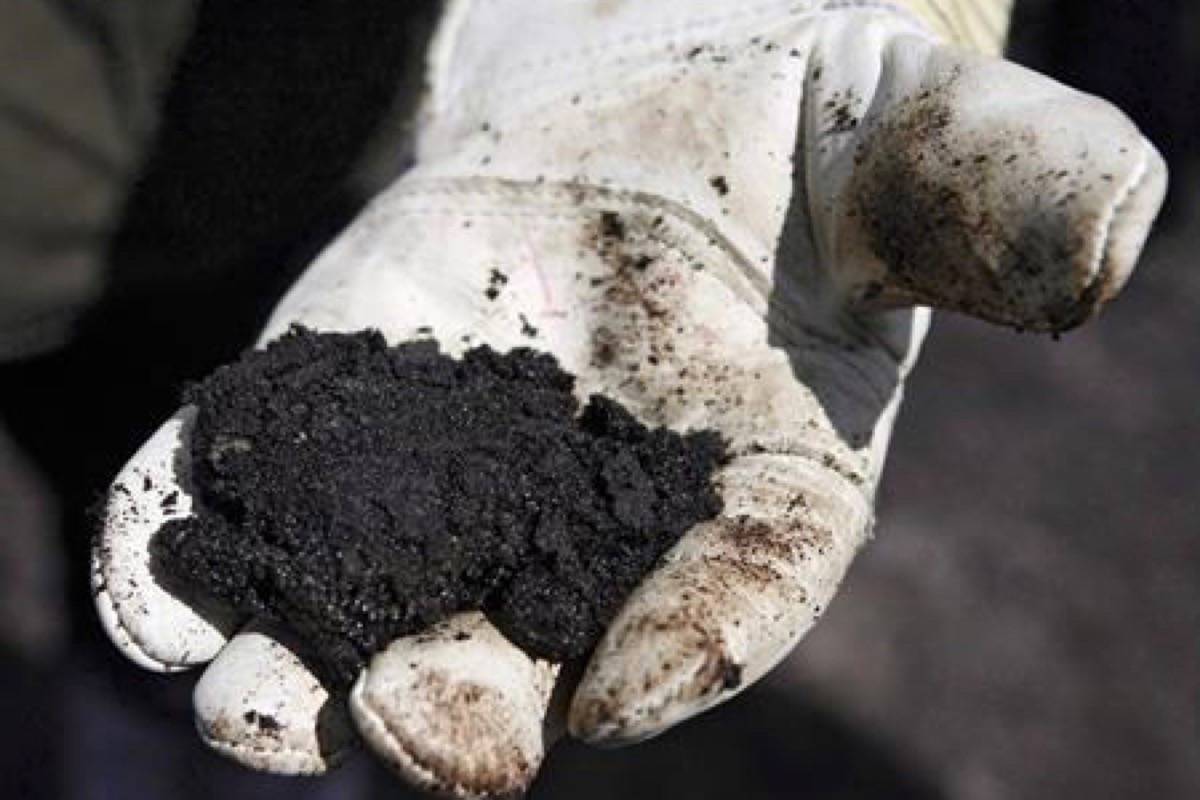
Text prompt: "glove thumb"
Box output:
[[814, 34, 1167, 332]]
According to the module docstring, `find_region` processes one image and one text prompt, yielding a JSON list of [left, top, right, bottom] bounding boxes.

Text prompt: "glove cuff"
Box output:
[[894, 0, 1013, 55]]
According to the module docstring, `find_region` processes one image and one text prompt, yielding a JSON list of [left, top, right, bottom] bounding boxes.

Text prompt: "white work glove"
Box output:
[[92, 1, 1167, 796]]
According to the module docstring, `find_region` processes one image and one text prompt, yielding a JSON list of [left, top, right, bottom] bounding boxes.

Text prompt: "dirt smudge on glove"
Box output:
[[846, 75, 1104, 332]]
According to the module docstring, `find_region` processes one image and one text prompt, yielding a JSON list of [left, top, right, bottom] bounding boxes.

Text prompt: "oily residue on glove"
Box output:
[[154, 327, 726, 688]]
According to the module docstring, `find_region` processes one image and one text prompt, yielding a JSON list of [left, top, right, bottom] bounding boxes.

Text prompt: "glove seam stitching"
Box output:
[[375, 176, 773, 311], [196, 727, 345, 773], [729, 448, 873, 506], [352, 687, 532, 797], [1088, 140, 1150, 301]]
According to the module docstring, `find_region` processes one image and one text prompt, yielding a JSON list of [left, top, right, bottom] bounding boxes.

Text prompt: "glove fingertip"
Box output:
[[193, 625, 357, 776], [93, 407, 236, 670], [349, 613, 555, 799]]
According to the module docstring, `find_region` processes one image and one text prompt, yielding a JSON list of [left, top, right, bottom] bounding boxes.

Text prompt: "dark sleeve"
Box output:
[[0, 0, 195, 359]]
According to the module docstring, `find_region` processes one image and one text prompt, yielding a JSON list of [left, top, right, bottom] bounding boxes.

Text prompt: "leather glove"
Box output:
[[92, 1, 1167, 796]]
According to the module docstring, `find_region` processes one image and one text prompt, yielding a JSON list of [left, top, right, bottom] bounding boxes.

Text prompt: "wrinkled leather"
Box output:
[[93, 2, 1165, 797]]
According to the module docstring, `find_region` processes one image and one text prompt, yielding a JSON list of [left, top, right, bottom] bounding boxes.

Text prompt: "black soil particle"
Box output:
[[154, 327, 726, 687], [708, 175, 730, 196]]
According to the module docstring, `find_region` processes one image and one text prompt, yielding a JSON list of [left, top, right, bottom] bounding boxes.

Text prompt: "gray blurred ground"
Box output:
[[0, 1, 1196, 798], [792, 170, 1200, 799]]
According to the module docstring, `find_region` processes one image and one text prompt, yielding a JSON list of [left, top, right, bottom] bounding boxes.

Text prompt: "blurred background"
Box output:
[[0, 1, 1196, 798]]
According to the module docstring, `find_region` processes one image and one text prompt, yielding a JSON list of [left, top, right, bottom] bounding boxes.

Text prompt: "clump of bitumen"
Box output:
[[154, 327, 726, 688]]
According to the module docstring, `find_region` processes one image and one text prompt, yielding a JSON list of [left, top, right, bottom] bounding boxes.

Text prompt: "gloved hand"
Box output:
[[92, 1, 1167, 796]]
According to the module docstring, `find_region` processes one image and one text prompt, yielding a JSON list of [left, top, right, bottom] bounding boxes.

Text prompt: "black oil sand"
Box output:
[[154, 327, 726, 687]]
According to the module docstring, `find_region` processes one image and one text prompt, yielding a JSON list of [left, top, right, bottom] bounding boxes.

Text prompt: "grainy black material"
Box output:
[[155, 327, 726, 687]]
